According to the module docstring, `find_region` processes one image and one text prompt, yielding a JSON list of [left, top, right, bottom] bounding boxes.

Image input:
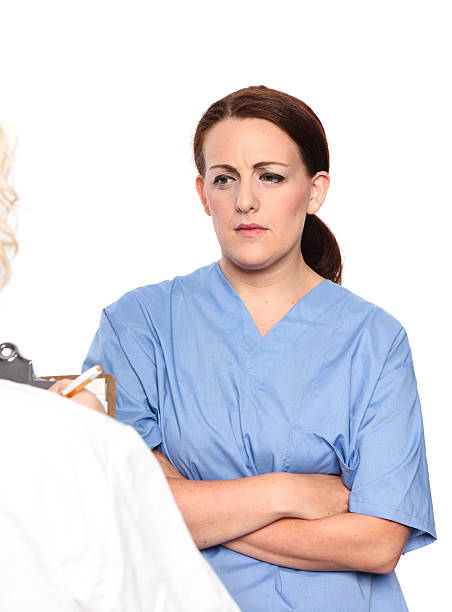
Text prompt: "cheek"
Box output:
[[206, 200, 235, 240], [268, 189, 308, 227], [206, 189, 235, 221]]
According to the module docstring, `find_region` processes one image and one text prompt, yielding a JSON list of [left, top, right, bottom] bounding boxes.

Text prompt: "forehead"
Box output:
[[203, 117, 302, 166]]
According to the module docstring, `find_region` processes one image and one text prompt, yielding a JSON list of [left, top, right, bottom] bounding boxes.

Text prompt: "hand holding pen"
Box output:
[[59, 365, 102, 398], [48, 366, 105, 414]]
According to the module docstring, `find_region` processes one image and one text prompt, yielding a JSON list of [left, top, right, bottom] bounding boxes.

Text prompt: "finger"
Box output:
[[48, 382, 60, 393], [48, 379, 72, 394]]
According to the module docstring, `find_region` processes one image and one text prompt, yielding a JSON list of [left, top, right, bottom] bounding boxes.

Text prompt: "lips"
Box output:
[[236, 223, 266, 230], [235, 224, 267, 237]]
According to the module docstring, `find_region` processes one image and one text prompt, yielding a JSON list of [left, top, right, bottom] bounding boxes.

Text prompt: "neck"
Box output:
[[218, 251, 321, 304]]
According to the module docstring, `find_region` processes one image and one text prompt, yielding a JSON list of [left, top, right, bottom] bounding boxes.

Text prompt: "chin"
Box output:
[[225, 249, 275, 271]]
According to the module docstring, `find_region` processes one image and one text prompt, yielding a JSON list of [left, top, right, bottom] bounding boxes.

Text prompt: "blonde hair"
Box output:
[[0, 123, 18, 289]]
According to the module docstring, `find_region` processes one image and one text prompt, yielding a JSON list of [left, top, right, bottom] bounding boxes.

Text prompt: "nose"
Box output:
[[235, 176, 259, 213]]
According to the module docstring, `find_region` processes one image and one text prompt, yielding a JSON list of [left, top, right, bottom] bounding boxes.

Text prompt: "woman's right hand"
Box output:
[[283, 473, 350, 520]]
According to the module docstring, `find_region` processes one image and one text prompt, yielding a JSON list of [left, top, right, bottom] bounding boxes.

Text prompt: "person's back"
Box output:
[[0, 379, 239, 611]]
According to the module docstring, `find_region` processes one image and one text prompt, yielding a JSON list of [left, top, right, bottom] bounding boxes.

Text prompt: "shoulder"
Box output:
[[0, 380, 124, 439], [0, 381, 163, 497], [326, 281, 410, 364], [102, 262, 216, 321], [329, 280, 404, 333]]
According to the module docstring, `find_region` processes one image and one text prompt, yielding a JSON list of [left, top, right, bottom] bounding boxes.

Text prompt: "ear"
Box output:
[[195, 175, 211, 216], [306, 171, 330, 215]]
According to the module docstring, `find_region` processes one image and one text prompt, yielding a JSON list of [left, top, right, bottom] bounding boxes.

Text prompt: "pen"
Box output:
[[60, 365, 103, 398]]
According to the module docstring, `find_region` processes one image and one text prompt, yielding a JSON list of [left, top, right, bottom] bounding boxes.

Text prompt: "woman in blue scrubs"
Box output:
[[84, 86, 436, 611]]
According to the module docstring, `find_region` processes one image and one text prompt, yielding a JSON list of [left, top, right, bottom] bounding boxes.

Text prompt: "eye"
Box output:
[[260, 173, 285, 184], [213, 174, 235, 187]]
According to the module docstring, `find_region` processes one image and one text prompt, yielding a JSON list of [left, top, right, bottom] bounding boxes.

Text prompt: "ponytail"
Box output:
[[301, 214, 342, 284]]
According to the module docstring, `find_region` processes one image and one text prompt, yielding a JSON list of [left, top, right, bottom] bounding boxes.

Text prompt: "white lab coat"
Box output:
[[0, 380, 240, 611]]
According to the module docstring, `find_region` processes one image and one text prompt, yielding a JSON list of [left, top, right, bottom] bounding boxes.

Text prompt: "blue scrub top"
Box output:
[[84, 262, 436, 612]]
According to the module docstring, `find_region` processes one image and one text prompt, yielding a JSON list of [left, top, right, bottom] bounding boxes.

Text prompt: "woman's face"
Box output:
[[196, 117, 329, 271]]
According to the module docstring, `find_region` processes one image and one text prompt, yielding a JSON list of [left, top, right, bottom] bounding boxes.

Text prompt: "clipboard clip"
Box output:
[[0, 342, 54, 389]]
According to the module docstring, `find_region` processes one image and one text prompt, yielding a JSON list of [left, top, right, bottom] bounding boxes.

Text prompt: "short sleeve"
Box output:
[[83, 303, 162, 449], [348, 326, 437, 553]]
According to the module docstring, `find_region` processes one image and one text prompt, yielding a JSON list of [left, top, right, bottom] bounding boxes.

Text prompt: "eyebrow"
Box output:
[[208, 161, 290, 171]]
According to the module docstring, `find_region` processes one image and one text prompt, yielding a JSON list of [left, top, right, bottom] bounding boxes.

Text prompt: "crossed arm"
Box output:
[[153, 451, 410, 575], [50, 381, 409, 573]]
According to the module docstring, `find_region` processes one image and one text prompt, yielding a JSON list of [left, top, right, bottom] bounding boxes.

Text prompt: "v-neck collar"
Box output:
[[210, 261, 339, 367]]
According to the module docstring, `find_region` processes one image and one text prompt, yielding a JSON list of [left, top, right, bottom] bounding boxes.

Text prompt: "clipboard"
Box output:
[[0, 342, 116, 417]]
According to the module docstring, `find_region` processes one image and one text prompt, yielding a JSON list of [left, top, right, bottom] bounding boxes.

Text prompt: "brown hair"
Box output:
[[193, 85, 343, 284]]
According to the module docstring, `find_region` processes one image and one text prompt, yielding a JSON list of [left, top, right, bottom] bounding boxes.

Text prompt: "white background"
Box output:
[[1, 1, 450, 609]]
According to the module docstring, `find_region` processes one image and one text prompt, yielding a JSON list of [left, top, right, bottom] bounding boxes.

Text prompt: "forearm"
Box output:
[[152, 450, 353, 550], [224, 513, 410, 574], [166, 473, 287, 549]]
